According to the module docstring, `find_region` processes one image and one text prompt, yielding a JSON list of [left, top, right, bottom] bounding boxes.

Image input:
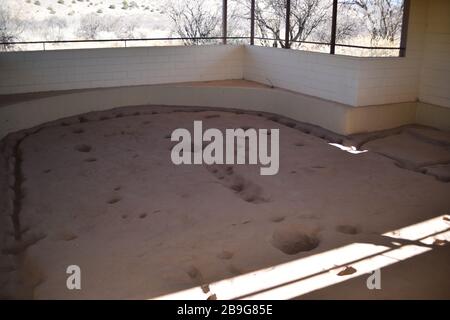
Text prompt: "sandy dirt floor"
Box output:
[[0, 105, 449, 299]]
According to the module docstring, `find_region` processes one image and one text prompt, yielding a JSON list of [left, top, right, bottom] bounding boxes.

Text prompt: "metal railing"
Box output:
[[0, 36, 250, 51], [0, 35, 404, 54], [254, 37, 404, 51]]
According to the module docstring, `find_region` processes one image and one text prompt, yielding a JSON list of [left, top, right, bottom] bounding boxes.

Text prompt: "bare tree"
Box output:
[[345, 0, 404, 44], [0, 4, 24, 51], [43, 17, 67, 41], [252, 0, 284, 47], [290, 0, 330, 46], [335, 5, 358, 43], [114, 18, 139, 39], [249, 0, 354, 48], [167, 0, 221, 45], [77, 13, 102, 40], [225, 1, 249, 43]]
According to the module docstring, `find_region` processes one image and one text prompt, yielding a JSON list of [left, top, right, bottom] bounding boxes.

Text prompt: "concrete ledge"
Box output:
[[0, 81, 448, 139], [416, 102, 450, 131], [0, 82, 349, 138], [346, 102, 418, 134]]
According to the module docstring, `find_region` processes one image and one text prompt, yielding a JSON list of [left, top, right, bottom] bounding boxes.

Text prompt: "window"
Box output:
[[227, 0, 251, 44], [252, 0, 407, 56], [288, 0, 333, 53], [253, 0, 287, 47], [335, 0, 405, 56]]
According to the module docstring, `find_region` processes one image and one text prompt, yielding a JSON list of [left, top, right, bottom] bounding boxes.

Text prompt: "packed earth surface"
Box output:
[[0, 105, 449, 299]]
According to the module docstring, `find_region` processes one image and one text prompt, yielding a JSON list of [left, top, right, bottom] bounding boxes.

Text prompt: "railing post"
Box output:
[[222, 0, 228, 44], [285, 0, 291, 48], [399, 0, 410, 57], [250, 0, 255, 45], [330, 0, 338, 54]]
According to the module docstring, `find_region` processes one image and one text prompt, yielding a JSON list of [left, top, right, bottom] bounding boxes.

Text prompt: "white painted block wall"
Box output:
[[243, 44, 424, 107], [0, 0, 448, 110], [0, 42, 431, 108], [243, 45, 360, 106], [243, 0, 432, 108], [354, 0, 429, 107], [419, 0, 450, 108], [0, 45, 244, 95]]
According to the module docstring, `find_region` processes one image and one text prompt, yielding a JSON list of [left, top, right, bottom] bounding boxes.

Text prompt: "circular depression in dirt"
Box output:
[[271, 225, 320, 255]]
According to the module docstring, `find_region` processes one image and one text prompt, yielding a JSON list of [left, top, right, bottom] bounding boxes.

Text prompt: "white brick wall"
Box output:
[[242, 45, 424, 107], [243, 45, 360, 106], [0, 0, 448, 110], [0, 45, 244, 95], [419, 0, 450, 108], [0, 42, 427, 107], [243, 0, 432, 107], [356, 57, 421, 106], [356, 0, 427, 106]]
